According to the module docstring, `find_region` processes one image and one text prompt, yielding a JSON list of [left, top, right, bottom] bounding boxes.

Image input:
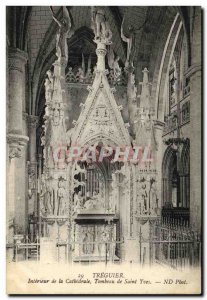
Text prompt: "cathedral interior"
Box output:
[[6, 6, 202, 267]]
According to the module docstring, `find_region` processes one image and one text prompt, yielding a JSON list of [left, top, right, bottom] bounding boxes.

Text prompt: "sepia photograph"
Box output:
[[5, 4, 202, 295]]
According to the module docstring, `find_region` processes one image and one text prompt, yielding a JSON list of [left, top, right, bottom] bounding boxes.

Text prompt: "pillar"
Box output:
[[28, 115, 39, 216], [154, 120, 165, 210], [188, 8, 202, 231], [7, 47, 29, 239]]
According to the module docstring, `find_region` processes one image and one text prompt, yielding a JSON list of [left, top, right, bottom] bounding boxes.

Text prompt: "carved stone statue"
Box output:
[[121, 17, 136, 68], [84, 198, 95, 210], [40, 178, 53, 216], [74, 191, 83, 210], [149, 179, 159, 215], [50, 6, 74, 63], [91, 6, 106, 40], [84, 191, 101, 210], [46, 70, 54, 89], [82, 228, 88, 254], [101, 226, 110, 243], [140, 180, 148, 214], [57, 178, 67, 215], [52, 104, 60, 126], [107, 46, 121, 79], [114, 56, 121, 78], [44, 78, 51, 103], [45, 189, 53, 215], [28, 168, 36, 190], [44, 70, 54, 120], [104, 21, 112, 44]]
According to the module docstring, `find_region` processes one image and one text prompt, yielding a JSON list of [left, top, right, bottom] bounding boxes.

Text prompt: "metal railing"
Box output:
[[11, 234, 124, 265], [12, 235, 40, 262], [150, 219, 201, 269], [56, 239, 124, 265]]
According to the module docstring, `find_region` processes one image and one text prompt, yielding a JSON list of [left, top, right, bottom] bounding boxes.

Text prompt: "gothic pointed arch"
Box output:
[[162, 146, 179, 208], [180, 138, 190, 175], [162, 143, 190, 216], [180, 138, 190, 208]]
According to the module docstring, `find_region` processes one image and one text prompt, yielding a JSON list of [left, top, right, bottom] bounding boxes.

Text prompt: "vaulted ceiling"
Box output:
[[6, 6, 193, 117]]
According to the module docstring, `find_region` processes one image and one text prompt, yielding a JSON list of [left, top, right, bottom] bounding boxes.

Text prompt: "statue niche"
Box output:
[[72, 162, 107, 214]]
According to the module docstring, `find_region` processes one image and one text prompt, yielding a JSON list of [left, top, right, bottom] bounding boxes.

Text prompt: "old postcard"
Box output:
[[6, 5, 202, 295]]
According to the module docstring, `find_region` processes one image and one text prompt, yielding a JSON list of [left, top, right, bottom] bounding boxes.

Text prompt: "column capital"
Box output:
[[8, 47, 28, 73], [7, 133, 29, 159]]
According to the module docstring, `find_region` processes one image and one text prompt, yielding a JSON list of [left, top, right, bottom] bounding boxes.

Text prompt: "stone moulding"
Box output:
[[7, 133, 29, 159], [8, 47, 28, 73]]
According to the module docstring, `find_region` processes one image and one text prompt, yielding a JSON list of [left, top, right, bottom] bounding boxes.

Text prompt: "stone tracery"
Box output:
[[37, 6, 162, 264]]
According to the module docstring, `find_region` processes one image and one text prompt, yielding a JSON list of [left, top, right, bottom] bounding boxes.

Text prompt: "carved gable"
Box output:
[[70, 73, 131, 146]]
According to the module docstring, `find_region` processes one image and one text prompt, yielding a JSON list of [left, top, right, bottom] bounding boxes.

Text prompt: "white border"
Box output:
[[0, 2, 206, 299]]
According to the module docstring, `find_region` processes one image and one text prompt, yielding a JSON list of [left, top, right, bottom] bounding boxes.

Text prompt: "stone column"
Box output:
[[188, 8, 202, 231], [28, 115, 39, 216], [28, 115, 39, 163], [126, 66, 137, 132], [189, 67, 201, 230], [154, 120, 165, 211], [8, 48, 27, 134], [7, 47, 29, 237]]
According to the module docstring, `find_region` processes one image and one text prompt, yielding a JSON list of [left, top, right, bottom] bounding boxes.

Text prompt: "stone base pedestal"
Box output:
[[124, 239, 139, 264], [40, 237, 57, 263]]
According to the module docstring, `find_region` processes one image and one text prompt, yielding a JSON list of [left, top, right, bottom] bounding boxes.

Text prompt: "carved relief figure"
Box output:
[[87, 227, 95, 254], [82, 227, 94, 255], [98, 226, 111, 256], [57, 177, 67, 215]]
